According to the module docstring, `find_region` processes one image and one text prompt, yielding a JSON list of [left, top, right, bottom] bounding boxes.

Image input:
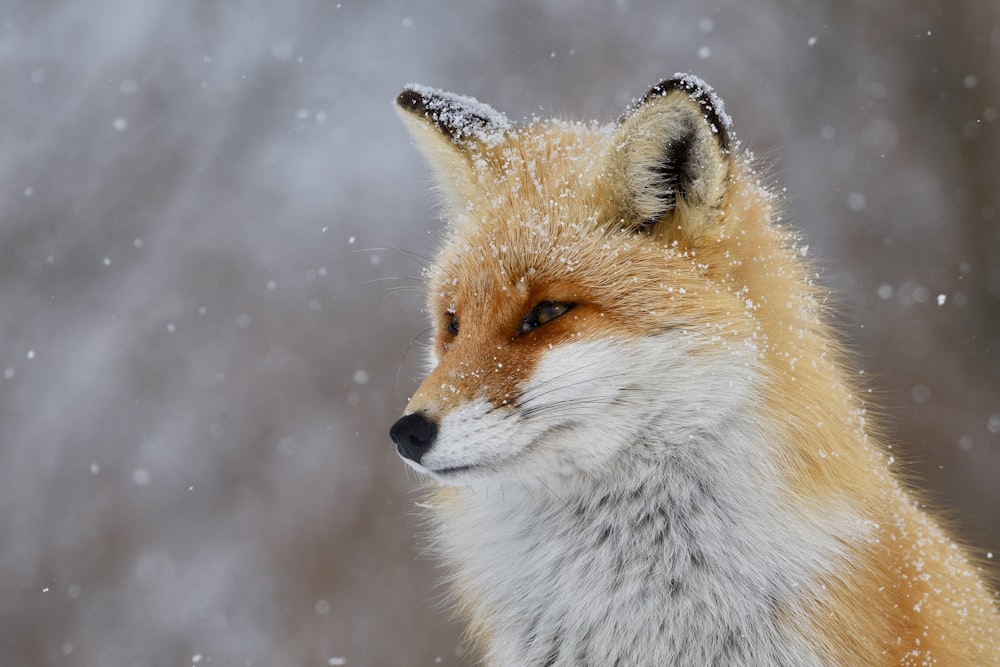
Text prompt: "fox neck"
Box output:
[[430, 408, 854, 666]]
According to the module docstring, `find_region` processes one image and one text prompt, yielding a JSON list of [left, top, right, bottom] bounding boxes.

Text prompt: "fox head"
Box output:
[[390, 76, 773, 484]]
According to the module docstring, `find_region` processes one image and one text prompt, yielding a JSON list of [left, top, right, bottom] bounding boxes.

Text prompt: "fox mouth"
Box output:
[[398, 451, 488, 479], [427, 463, 478, 476], [420, 422, 582, 481]]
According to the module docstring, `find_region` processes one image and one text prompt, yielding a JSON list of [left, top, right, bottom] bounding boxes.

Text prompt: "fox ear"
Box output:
[[395, 85, 512, 208], [608, 75, 732, 241]]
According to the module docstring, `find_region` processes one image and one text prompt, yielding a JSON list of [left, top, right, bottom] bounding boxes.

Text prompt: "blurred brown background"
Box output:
[[1, 1, 997, 665]]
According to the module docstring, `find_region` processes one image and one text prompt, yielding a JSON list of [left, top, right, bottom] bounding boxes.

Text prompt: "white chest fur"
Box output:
[[431, 417, 857, 666]]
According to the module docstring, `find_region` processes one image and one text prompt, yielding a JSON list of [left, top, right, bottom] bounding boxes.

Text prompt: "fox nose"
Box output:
[[390, 412, 438, 464]]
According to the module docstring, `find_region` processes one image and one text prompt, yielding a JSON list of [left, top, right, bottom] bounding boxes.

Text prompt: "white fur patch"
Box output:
[[414, 331, 756, 482], [414, 332, 864, 664]]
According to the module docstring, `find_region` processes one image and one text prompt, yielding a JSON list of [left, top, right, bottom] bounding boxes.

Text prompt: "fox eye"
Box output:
[[519, 301, 575, 335], [446, 313, 459, 336]]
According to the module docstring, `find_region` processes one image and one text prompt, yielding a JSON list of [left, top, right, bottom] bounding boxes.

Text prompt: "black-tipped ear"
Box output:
[[609, 74, 732, 236], [631, 77, 731, 153], [396, 85, 511, 150], [395, 85, 512, 212]]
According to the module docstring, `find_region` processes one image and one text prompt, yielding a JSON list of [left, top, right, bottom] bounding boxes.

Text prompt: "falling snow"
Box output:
[[1, 2, 997, 666]]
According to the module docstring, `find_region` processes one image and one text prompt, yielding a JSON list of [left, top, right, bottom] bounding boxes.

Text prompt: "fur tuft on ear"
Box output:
[[607, 74, 733, 240]]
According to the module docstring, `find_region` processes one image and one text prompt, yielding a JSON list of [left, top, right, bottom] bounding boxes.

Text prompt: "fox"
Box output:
[[388, 74, 1000, 666]]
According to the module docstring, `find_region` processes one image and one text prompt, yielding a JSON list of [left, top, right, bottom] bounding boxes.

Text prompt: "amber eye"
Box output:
[[446, 313, 459, 336], [519, 301, 575, 335]]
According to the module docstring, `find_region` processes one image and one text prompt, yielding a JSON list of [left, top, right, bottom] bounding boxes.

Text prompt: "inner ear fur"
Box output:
[[607, 75, 732, 241]]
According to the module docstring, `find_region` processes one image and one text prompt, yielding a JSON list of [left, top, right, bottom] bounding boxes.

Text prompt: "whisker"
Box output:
[[518, 386, 660, 423], [521, 399, 647, 416], [522, 412, 617, 424], [360, 245, 433, 270], [521, 407, 640, 422], [518, 372, 641, 405], [383, 286, 427, 298], [397, 327, 434, 389], [365, 276, 423, 284], [515, 359, 610, 398], [535, 476, 568, 507]]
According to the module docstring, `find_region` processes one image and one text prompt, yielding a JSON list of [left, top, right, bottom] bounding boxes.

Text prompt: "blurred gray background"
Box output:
[[1, 1, 998, 665]]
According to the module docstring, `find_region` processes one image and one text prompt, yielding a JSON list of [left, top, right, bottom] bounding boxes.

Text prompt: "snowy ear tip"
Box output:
[[627, 74, 733, 152], [609, 74, 734, 230], [395, 86, 432, 116], [395, 84, 511, 148]]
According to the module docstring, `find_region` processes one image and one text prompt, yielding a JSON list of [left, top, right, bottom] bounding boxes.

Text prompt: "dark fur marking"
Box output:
[[639, 503, 671, 539], [645, 118, 697, 223], [575, 628, 594, 666], [541, 637, 562, 667], [719, 626, 743, 660], [638, 77, 731, 152], [396, 87, 502, 147], [524, 611, 542, 650]]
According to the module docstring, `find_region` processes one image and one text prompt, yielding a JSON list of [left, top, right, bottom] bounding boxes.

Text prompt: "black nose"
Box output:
[[390, 412, 438, 464]]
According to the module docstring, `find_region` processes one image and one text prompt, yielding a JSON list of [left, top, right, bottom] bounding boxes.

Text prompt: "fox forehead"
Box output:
[[428, 122, 639, 308], [441, 122, 609, 230]]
